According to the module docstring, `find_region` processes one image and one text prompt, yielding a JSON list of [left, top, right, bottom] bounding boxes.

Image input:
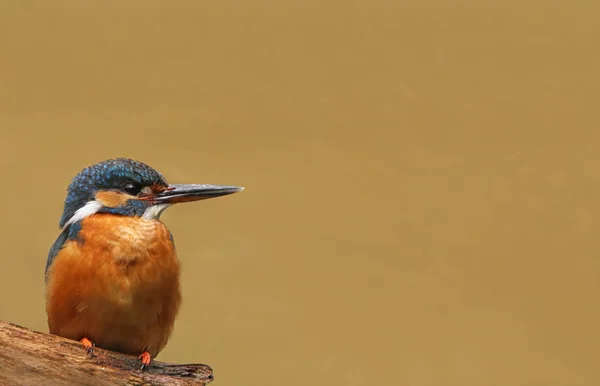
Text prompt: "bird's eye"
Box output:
[[122, 183, 142, 196]]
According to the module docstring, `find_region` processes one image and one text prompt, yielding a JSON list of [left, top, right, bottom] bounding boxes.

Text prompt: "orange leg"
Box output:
[[139, 351, 152, 371], [80, 337, 95, 357]]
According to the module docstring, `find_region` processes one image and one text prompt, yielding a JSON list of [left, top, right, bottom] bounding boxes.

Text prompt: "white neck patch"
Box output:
[[62, 201, 171, 230], [62, 200, 103, 231]]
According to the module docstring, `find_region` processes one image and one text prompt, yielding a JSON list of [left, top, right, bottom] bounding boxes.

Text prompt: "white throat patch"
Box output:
[[142, 204, 171, 220]]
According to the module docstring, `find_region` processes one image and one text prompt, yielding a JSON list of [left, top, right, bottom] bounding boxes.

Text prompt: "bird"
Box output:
[[44, 158, 243, 370]]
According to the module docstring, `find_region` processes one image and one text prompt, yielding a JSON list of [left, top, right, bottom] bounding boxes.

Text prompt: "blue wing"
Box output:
[[45, 230, 68, 278], [45, 222, 83, 280]]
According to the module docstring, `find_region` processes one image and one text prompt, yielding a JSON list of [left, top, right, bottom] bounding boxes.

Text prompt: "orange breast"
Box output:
[[45, 214, 181, 358]]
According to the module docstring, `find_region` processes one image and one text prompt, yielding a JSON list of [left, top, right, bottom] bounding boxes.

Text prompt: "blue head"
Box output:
[[59, 158, 168, 227]]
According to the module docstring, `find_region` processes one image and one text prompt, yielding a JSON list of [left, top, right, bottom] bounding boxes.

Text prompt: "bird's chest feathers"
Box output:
[[82, 215, 174, 263], [107, 221, 165, 263], [78, 215, 179, 307]]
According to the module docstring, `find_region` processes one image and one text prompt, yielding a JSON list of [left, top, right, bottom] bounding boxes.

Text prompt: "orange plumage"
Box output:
[[45, 214, 181, 358]]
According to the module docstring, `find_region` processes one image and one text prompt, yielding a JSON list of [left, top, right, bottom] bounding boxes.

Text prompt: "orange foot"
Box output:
[[80, 337, 95, 357], [139, 351, 152, 371]]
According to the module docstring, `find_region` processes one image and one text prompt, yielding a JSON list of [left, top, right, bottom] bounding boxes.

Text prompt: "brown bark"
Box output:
[[0, 321, 213, 386]]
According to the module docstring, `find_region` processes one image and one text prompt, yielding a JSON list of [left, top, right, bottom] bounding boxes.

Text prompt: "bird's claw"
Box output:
[[80, 337, 95, 358], [139, 351, 152, 371]]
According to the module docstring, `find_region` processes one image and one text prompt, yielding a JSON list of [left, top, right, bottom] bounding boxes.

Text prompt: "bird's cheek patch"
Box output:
[[95, 191, 134, 208]]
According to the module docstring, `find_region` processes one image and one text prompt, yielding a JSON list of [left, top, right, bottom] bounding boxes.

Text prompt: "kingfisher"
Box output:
[[44, 158, 243, 370]]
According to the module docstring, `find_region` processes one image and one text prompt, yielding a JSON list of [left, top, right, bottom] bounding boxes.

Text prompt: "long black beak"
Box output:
[[153, 184, 244, 204]]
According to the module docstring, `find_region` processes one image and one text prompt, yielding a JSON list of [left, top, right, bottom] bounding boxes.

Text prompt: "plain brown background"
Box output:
[[1, 1, 599, 385]]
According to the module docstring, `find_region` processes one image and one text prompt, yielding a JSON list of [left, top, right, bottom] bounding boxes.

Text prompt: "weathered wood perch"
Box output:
[[0, 321, 213, 386]]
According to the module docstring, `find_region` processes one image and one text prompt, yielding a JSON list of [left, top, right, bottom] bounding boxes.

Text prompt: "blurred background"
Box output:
[[1, 1, 599, 385]]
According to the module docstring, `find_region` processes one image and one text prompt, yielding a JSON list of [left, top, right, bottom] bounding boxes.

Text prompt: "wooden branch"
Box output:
[[0, 321, 214, 386]]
